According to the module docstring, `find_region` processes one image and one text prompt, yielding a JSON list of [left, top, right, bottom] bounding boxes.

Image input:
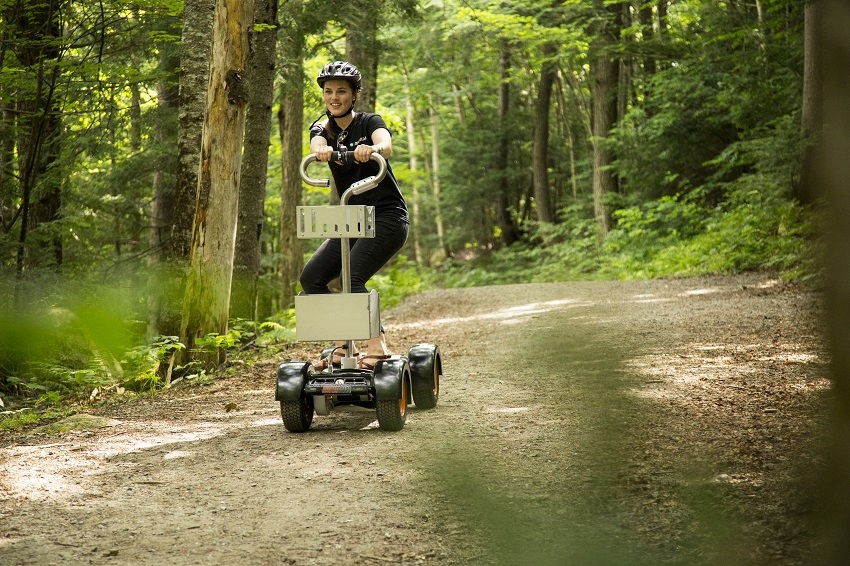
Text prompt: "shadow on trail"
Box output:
[[414, 286, 825, 566]]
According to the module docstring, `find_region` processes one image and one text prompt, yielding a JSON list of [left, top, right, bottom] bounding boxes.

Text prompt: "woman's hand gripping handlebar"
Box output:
[[299, 152, 388, 203]]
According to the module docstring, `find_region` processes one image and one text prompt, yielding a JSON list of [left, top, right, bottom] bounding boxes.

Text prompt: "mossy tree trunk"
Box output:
[[277, 0, 305, 312]]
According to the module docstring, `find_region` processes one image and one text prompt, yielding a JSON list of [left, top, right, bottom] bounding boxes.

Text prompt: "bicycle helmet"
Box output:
[[317, 60, 362, 91]]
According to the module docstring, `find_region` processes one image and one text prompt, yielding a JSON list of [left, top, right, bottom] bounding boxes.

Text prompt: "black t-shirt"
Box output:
[[310, 113, 408, 221]]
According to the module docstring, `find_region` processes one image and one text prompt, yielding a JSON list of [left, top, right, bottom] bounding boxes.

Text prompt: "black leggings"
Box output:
[[299, 216, 409, 294]]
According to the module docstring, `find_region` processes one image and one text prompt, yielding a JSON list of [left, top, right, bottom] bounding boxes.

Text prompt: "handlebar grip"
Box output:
[[330, 150, 354, 165], [299, 151, 388, 190]]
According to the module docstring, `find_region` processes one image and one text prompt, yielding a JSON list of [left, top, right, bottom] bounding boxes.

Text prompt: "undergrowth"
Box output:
[[432, 184, 817, 288], [0, 188, 818, 430]]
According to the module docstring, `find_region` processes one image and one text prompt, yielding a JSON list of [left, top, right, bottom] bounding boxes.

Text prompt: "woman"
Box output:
[[300, 61, 409, 369]]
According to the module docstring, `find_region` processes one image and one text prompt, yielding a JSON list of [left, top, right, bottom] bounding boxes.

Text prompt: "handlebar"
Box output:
[[299, 152, 388, 201]]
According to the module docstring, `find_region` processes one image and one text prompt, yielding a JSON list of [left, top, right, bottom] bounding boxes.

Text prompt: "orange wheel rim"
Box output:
[[400, 377, 408, 415], [433, 366, 439, 396]]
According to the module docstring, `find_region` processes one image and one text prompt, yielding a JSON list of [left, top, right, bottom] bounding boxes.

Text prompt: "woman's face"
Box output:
[[322, 79, 355, 116]]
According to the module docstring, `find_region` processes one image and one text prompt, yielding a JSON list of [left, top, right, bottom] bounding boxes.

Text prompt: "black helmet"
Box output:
[[317, 60, 362, 91]]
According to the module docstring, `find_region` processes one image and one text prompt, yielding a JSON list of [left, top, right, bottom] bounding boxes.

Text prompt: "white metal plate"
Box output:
[[295, 290, 381, 341], [296, 205, 375, 239]]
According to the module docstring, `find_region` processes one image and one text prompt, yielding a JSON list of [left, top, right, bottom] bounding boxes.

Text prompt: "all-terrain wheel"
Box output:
[[408, 344, 441, 409], [376, 366, 408, 431], [280, 396, 313, 432]]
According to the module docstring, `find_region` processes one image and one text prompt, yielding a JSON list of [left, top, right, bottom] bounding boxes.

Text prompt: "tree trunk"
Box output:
[[817, 0, 850, 560], [532, 55, 556, 224], [0, 96, 14, 236], [405, 90, 424, 267], [150, 70, 179, 264], [428, 94, 449, 258], [11, 0, 64, 297], [170, 0, 215, 261], [179, 0, 254, 369], [617, 2, 632, 122], [638, 4, 657, 76], [588, 0, 621, 239], [554, 73, 580, 201], [147, 44, 181, 337], [278, 0, 305, 311], [797, 0, 822, 205], [232, 0, 278, 321], [345, 1, 379, 113], [496, 41, 520, 246], [451, 83, 466, 127]]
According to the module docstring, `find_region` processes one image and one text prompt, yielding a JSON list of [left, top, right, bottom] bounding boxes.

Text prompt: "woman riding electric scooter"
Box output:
[[299, 60, 409, 369]]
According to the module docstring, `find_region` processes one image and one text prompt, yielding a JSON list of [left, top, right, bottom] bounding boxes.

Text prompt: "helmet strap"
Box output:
[[326, 101, 355, 121]]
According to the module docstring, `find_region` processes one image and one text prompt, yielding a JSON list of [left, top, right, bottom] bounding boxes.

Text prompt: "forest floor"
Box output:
[[0, 273, 834, 565]]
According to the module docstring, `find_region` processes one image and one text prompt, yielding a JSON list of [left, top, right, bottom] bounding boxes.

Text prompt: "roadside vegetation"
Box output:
[[1, 0, 821, 428]]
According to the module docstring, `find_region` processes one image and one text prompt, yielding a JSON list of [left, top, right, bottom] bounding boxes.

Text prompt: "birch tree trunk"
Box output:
[[405, 90, 424, 267], [179, 0, 254, 368], [232, 0, 278, 321], [278, 0, 305, 310], [428, 95, 449, 258]]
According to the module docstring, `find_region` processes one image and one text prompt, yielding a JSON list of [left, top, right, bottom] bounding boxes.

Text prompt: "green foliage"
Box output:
[[0, 0, 817, 416], [120, 336, 183, 392], [604, 177, 812, 279], [0, 410, 41, 431], [367, 255, 426, 308], [435, 180, 814, 287]]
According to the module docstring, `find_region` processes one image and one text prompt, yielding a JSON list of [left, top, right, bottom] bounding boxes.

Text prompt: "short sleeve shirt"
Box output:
[[310, 113, 408, 221]]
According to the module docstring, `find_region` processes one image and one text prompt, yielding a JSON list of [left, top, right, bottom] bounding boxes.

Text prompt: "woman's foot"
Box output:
[[359, 332, 392, 369], [358, 353, 392, 370], [332, 341, 358, 364], [315, 341, 358, 369]]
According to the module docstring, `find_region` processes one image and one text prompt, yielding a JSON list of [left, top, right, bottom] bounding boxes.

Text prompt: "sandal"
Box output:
[[314, 345, 358, 370], [357, 354, 392, 370]]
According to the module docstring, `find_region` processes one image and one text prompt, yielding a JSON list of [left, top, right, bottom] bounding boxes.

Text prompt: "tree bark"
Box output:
[[797, 0, 821, 205], [345, 0, 380, 113], [170, 0, 215, 261], [496, 41, 520, 246], [9, 0, 64, 298], [179, 0, 254, 369], [817, 0, 850, 560], [428, 94, 449, 258], [588, 0, 621, 239], [532, 55, 556, 224], [150, 46, 181, 262], [278, 0, 305, 311], [405, 89, 424, 267], [451, 83, 466, 127], [147, 43, 180, 337], [232, 0, 278, 321]]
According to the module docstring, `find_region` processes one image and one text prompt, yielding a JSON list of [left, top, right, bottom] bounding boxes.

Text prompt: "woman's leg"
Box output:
[[299, 238, 342, 294], [348, 217, 409, 293], [348, 217, 409, 362]]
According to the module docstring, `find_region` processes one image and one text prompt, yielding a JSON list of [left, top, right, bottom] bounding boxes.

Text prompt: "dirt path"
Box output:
[[0, 274, 830, 565]]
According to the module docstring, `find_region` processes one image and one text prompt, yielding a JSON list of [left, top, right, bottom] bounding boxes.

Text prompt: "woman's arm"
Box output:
[[353, 127, 393, 163], [310, 123, 333, 162]]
